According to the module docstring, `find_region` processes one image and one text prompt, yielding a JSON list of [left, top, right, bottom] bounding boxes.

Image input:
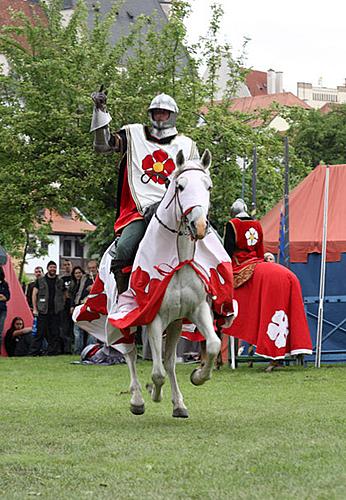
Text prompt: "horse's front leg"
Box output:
[[164, 320, 188, 418], [189, 303, 221, 386], [147, 315, 166, 402], [123, 344, 145, 415]]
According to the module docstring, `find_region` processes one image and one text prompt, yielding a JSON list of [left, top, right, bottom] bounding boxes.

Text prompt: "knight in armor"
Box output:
[[224, 198, 264, 287], [90, 89, 199, 293], [223, 198, 312, 365]]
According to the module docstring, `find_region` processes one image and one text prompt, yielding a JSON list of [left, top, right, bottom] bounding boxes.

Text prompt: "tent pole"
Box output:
[[315, 165, 330, 368], [241, 157, 247, 200], [230, 336, 236, 370], [284, 137, 290, 268], [251, 147, 257, 218]]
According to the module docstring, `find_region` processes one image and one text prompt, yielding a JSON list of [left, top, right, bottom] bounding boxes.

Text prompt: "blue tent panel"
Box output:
[[291, 253, 346, 362]]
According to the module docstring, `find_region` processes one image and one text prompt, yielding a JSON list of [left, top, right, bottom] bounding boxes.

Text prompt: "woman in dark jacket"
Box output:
[[0, 266, 11, 354], [4, 317, 32, 357], [68, 266, 93, 354]]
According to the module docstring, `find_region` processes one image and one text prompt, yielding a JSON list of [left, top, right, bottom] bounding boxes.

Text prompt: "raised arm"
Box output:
[[90, 86, 122, 153]]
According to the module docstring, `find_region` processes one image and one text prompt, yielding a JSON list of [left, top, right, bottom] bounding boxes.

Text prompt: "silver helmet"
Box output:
[[148, 93, 179, 139], [230, 198, 249, 218]]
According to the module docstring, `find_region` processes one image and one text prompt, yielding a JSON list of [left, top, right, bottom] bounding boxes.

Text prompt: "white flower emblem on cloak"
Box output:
[[267, 310, 289, 348], [245, 227, 258, 246]]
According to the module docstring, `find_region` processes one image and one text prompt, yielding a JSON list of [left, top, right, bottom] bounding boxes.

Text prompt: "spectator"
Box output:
[[29, 261, 65, 356], [4, 317, 32, 357], [0, 266, 11, 353], [264, 252, 275, 263], [60, 259, 73, 289], [60, 258, 74, 354], [25, 266, 44, 311], [87, 259, 98, 282], [68, 266, 93, 354]]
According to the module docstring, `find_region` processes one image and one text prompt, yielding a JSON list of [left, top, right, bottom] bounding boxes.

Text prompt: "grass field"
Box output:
[[0, 356, 345, 499]]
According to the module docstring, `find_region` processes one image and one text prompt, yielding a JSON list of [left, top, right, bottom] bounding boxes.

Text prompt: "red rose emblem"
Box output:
[[142, 149, 175, 184]]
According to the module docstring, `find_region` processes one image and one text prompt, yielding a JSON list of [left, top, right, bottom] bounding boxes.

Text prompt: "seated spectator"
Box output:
[[264, 252, 275, 263], [4, 317, 32, 357], [68, 266, 93, 354]]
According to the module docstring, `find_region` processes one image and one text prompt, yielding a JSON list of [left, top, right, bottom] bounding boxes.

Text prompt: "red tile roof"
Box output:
[[319, 102, 339, 114], [200, 92, 311, 128], [245, 70, 268, 96], [0, 0, 46, 50], [0, 0, 45, 24], [229, 92, 311, 113], [43, 209, 96, 235]]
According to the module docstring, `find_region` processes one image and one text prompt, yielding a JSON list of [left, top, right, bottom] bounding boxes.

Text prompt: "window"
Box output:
[[75, 238, 84, 258], [62, 0, 74, 8], [41, 241, 49, 252], [27, 236, 38, 255], [63, 239, 72, 257], [312, 92, 337, 102]]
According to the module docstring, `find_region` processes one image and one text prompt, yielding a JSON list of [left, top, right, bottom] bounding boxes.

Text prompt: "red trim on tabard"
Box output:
[[114, 164, 143, 233], [75, 274, 108, 322]]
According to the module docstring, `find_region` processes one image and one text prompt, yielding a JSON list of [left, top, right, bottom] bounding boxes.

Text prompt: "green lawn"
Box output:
[[0, 356, 345, 499]]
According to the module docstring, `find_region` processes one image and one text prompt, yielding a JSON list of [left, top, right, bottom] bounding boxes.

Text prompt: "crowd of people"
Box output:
[[0, 258, 99, 357]]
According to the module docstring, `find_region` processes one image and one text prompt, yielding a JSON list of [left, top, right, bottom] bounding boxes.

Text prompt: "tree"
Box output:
[[289, 104, 346, 168]]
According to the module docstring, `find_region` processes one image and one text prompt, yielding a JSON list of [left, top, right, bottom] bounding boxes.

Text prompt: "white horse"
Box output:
[[121, 149, 234, 418]]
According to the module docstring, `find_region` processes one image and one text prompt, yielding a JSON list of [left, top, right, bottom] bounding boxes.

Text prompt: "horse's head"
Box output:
[[174, 149, 212, 240]]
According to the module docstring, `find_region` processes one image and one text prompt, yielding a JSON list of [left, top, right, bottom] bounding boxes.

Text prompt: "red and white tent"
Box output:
[[261, 164, 346, 262]]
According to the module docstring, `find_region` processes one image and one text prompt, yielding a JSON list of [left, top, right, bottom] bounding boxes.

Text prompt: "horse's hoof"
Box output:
[[190, 368, 205, 386], [173, 407, 189, 418], [130, 404, 145, 415]]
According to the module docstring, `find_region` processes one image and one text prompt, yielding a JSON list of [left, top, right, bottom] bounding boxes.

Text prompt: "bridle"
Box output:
[[154, 167, 210, 237]]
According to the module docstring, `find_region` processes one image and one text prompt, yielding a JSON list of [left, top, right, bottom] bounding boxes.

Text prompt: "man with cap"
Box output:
[[29, 261, 65, 356], [90, 89, 199, 293]]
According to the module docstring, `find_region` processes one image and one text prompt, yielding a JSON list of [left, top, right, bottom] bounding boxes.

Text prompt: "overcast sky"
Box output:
[[184, 0, 346, 93]]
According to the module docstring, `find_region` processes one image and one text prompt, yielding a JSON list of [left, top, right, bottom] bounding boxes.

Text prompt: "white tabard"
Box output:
[[124, 124, 199, 213]]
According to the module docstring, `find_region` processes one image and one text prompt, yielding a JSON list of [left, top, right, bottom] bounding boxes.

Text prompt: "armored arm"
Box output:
[[90, 86, 121, 153]]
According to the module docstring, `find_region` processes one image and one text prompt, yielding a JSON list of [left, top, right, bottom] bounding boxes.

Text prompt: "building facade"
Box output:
[[297, 81, 346, 109], [24, 209, 96, 277]]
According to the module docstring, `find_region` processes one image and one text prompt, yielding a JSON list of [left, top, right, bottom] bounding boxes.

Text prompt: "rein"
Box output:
[[155, 167, 206, 236]]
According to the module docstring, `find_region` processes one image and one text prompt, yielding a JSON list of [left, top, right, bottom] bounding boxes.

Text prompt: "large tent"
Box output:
[[261, 164, 346, 361]]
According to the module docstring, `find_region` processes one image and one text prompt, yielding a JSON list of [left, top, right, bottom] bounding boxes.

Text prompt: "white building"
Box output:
[[203, 60, 285, 100], [297, 80, 346, 109], [24, 208, 96, 277]]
